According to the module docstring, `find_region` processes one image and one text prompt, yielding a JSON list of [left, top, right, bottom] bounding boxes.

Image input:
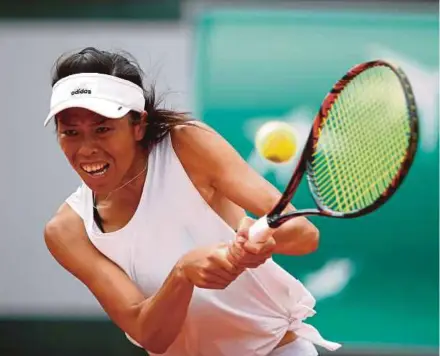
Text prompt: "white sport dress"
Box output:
[[66, 133, 341, 356]]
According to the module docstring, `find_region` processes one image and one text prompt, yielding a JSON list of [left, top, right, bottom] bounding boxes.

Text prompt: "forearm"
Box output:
[[136, 264, 194, 353], [272, 205, 320, 255]]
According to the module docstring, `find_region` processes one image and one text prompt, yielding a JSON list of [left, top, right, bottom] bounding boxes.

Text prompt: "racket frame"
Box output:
[[265, 60, 419, 229]]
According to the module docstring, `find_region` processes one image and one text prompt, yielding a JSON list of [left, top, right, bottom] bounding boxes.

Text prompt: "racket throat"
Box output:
[[268, 209, 321, 228]]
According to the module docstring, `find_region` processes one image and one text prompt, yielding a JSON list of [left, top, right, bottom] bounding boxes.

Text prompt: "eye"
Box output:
[[61, 129, 78, 137], [96, 126, 112, 134]]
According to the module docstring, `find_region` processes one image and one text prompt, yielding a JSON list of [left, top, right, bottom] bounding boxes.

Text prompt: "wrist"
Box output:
[[174, 259, 193, 286]]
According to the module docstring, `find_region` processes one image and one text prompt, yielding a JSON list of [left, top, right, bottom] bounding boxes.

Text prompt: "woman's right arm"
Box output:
[[44, 203, 194, 354]]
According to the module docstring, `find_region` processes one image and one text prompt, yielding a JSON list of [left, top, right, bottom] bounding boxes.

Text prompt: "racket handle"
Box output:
[[248, 216, 276, 243]]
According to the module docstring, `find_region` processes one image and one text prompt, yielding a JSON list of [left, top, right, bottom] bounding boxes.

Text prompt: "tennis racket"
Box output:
[[249, 60, 419, 243]]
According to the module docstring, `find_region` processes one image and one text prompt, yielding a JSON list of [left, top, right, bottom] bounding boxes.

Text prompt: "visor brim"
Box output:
[[44, 97, 132, 127]]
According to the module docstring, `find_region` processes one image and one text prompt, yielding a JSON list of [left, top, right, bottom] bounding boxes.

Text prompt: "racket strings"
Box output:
[[311, 66, 411, 213], [327, 86, 406, 211], [331, 75, 407, 210]]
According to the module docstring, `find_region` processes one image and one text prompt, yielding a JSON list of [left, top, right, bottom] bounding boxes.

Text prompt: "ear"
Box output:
[[134, 111, 148, 142]]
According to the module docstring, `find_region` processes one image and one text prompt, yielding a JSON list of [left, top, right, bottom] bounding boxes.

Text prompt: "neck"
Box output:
[[95, 149, 148, 206]]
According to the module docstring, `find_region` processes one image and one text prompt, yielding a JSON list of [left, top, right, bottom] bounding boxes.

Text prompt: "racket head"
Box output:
[[306, 60, 419, 218]]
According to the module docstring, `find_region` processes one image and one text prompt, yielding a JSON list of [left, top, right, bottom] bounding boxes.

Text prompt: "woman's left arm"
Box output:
[[173, 123, 319, 256]]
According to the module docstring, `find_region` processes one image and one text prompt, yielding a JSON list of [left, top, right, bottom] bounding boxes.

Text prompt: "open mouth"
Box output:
[[80, 163, 110, 177]]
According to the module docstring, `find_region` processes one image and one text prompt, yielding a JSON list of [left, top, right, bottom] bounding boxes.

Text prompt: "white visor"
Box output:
[[44, 73, 145, 126]]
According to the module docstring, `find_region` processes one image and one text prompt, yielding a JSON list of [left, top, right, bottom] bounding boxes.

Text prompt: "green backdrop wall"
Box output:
[[195, 9, 439, 350], [0, 0, 180, 20]]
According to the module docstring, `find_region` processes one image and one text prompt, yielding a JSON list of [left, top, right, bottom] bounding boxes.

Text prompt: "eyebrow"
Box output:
[[93, 118, 109, 126], [58, 117, 109, 127]]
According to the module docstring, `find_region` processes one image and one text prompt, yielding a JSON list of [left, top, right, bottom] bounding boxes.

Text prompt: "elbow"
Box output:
[[137, 333, 174, 354], [145, 344, 170, 355], [276, 219, 320, 255], [127, 323, 173, 354], [287, 222, 320, 255], [303, 224, 320, 253]]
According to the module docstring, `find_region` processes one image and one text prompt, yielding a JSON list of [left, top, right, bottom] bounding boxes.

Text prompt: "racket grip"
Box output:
[[248, 216, 276, 243]]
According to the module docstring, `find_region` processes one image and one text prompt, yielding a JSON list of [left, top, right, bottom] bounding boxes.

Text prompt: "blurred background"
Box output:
[[0, 0, 438, 355]]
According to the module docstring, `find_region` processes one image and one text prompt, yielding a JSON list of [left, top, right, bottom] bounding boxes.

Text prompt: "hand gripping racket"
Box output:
[[249, 60, 419, 243]]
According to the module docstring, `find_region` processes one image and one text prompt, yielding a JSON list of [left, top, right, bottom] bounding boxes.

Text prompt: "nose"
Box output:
[[77, 134, 100, 157]]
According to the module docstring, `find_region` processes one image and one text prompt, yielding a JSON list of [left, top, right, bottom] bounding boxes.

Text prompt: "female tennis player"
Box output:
[[43, 47, 341, 356]]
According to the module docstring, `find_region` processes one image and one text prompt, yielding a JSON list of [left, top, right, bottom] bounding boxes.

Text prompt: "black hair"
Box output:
[[51, 47, 194, 149]]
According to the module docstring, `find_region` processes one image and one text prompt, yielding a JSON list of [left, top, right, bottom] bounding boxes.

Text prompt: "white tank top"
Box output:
[[65, 133, 341, 356]]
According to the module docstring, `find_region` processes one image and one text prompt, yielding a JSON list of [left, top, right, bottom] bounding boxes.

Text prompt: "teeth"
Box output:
[[92, 167, 108, 176], [81, 163, 109, 174]]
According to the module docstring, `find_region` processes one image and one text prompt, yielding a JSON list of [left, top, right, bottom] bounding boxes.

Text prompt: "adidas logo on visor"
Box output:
[[71, 88, 92, 96]]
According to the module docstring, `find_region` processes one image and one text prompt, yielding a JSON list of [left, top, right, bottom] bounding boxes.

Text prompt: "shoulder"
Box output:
[[44, 203, 88, 262], [65, 184, 88, 220], [169, 120, 248, 181], [170, 120, 216, 149], [169, 121, 234, 168], [44, 202, 106, 282], [45, 203, 83, 237], [169, 121, 224, 184]]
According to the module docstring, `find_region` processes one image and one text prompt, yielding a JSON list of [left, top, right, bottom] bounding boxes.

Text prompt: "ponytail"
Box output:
[[132, 84, 196, 150]]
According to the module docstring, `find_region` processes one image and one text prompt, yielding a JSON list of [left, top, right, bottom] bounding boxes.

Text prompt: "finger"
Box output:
[[204, 273, 231, 286], [217, 244, 240, 266], [228, 241, 265, 266], [240, 250, 272, 264], [243, 260, 268, 269], [234, 250, 273, 268], [220, 259, 244, 276], [241, 242, 261, 255], [236, 216, 256, 240], [196, 280, 231, 290], [243, 236, 276, 255], [214, 248, 244, 275], [202, 268, 237, 285], [228, 241, 245, 263]]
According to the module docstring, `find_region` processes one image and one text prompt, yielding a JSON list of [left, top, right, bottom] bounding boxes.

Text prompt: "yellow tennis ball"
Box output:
[[255, 121, 298, 163]]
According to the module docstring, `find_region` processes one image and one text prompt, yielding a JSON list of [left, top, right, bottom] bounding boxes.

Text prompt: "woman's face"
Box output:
[[56, 108, 145, 194]]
